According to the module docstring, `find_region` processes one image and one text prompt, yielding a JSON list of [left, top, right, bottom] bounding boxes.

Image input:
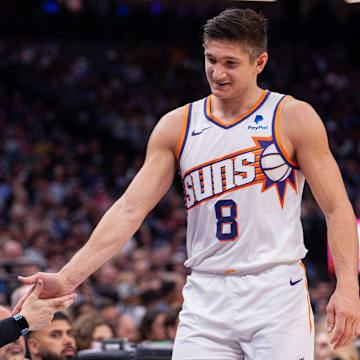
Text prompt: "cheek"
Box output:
[[69, 337, 77, 347], [205, 65, 213, 78]]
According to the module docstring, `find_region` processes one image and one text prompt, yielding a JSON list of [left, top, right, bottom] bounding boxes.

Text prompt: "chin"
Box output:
[[211, 89, 231, 99]]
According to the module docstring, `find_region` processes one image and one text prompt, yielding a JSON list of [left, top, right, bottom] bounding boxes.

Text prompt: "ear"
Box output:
[[27, 337, 40, 357], [254, 52, 268, 74]]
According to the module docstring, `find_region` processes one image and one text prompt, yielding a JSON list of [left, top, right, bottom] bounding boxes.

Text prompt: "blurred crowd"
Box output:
[[0, 3, 359, 360]]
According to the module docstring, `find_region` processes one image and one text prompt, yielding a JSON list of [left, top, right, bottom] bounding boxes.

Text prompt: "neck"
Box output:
[[211, 86, 265, 120]]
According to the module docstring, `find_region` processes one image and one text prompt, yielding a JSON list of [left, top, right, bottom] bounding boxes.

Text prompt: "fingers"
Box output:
[[18, 274, 38, 285], [330, 314, 345, 348], [48, 293, 76, 312], [334, 319, 351, 349], [51, 293, 76, 307], [11, 285, 35, 315], [55, 298, 75, 311], [326, 303, 335, 333], [331, 314, 358, 349], [31, 279, 44, 299]]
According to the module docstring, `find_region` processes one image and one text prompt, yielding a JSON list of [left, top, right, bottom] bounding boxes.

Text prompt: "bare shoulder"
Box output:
[[281, 97, 321, 127], [280, 96, 328, 148], [148, 105, 187, 155]]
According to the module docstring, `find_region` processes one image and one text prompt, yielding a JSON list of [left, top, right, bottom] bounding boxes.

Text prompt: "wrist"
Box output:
[[336, 280, 359, 293], [58, 269, 77, 293], [13, 313, 29, 335]]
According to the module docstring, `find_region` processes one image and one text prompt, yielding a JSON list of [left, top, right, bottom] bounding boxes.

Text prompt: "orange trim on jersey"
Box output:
[[224, 269, 237, 274], [274, 96, 299, 167], [176, 104, 190, 162], [185, 179, 265, 212], [182, 135, 298, 211], [182, 136, 272, 179], [300, 262, 313, 333], [206, 90, 269, 128], [256, 173, 266, 179]]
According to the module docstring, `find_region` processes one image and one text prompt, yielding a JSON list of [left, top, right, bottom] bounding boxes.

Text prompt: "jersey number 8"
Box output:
[[215, 200, 238, 241]]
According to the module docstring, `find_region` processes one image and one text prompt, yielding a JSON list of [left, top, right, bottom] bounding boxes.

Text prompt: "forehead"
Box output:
[[93, 324, 113, 337], [204, 39, 249, 60], [38, 320, 72, 336]]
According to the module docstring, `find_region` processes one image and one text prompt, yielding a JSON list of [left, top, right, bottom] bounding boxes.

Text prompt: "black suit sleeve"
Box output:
[[0, 317, 21, 348]]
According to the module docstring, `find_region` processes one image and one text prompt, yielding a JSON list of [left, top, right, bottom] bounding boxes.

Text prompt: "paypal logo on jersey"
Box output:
[[248, 114, 268, 131]]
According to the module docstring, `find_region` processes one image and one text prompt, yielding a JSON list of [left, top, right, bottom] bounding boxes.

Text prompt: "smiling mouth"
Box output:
[[213, 80, 230, 86]]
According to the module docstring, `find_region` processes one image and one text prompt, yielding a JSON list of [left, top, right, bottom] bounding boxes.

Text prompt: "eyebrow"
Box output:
[[205, 54, 240, 62], [50, 330, 62, 335]]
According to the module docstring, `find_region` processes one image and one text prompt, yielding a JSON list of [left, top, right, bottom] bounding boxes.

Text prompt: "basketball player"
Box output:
[[15, 8, 360, 359]]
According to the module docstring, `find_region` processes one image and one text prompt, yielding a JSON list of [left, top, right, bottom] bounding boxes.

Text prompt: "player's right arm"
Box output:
[[15, 106, 186, 301]]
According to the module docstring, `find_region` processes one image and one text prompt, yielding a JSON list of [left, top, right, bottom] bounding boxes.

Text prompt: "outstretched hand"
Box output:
[[13, 272, 72, 315], [16, 279, 76, 331], [326, 286, 360, 349]]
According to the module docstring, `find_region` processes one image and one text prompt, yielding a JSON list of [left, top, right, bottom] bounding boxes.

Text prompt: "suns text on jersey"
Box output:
[[183, 147, 264, 210]]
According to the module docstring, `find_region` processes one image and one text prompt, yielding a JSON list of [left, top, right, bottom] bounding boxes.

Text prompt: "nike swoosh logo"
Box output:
[[290, 278, 303, 286], [191, 127, 211, 136]]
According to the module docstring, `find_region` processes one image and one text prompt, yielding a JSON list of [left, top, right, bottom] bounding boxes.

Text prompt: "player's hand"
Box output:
[[17, 279, 76, 331], [12, 272, 72, 314], [326, 285, 360, 349]]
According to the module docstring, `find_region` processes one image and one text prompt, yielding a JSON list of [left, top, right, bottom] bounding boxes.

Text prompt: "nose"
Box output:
[[62, 334, 73, 345], [212, 64, 226, 82]]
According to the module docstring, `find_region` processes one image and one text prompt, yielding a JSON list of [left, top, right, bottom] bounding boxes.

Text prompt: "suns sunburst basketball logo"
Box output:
[[182, 136, 297, 210]]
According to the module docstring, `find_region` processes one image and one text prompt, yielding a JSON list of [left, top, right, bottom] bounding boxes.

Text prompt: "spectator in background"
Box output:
[[310, 281, 335, 322], [10, 285, 33, 308], [164, 306, 181, 342], [91, 263, 119, 303], [27, 312, 77, 360], [315, 326, 332, 360], [71, 300, 96, 320], [138, 309, 166, 342], [97, 298, 118, 323], [331, 342, 359, 360], [115, 314, 137, 343], [73, 313, 115, 350]]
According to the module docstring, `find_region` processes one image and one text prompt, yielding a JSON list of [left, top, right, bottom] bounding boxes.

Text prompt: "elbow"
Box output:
[[114, 196, 150, 224], [323, 198, 355, 222]]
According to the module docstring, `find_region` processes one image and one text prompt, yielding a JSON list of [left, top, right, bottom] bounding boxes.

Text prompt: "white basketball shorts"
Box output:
[[172, 262, 314, 360]]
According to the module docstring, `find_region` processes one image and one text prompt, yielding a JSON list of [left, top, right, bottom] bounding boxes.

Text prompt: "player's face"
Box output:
[[204, 39, 266, 100], [31, 320, 77, 360]]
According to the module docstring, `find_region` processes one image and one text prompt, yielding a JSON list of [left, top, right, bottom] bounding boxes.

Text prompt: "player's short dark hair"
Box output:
[[203, 8, 268, 62]]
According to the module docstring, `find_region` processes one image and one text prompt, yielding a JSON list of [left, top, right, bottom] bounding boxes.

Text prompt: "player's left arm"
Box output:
[[280, 98, 360, 349]]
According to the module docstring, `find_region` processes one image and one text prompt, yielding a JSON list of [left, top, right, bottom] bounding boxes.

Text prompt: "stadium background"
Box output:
[[0, 0, 360, 358]]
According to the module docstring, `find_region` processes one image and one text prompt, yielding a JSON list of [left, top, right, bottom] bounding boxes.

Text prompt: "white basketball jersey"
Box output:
[[176, 90, 307, 275]]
